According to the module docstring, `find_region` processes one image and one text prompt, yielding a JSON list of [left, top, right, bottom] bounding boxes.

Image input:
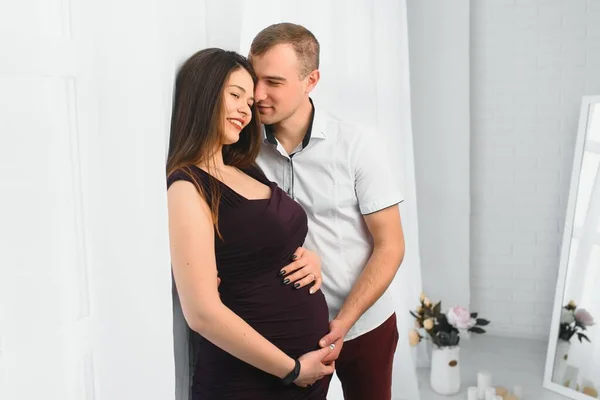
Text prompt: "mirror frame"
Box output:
[[543, 95, 600, 399]]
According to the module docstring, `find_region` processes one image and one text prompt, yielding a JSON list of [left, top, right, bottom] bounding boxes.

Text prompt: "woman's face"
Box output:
[[220, 68, 255, 145]]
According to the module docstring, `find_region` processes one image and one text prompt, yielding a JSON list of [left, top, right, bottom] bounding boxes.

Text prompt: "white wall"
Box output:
[[407, 0, 471, 309], [470, 0, 600, 338]]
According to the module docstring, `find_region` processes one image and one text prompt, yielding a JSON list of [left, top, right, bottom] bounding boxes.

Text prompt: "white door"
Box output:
[[0, 1, 177, 399]]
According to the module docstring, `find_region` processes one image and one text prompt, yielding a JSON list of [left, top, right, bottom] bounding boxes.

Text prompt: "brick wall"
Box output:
[[470, 0, 600, 338]]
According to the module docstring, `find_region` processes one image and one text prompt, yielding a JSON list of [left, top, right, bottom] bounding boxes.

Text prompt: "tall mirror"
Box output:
[[545, 96, 600, 399]]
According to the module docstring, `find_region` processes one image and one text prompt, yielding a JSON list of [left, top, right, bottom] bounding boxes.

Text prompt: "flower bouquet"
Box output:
[[559, 300, 595, 343], [552, 300, 595, 384], [408, 293, 490, 349], [408, 293, 490, 395]]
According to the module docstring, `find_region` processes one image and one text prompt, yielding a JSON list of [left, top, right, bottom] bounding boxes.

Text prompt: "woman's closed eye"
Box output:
[[232, 93, 253, 106]]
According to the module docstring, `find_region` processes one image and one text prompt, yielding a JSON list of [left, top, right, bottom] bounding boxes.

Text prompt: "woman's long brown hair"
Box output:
[[166, 48, 262, 236]]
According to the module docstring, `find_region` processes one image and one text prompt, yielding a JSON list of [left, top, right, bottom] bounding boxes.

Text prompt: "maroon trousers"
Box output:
[[322, 313, 399, 400]]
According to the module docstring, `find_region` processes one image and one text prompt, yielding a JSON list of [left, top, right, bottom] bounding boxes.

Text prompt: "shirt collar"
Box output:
[[262, 98, 327, 146]]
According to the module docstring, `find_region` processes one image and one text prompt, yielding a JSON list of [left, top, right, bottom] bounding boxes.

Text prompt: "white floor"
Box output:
[[417, 335, 568, 400]]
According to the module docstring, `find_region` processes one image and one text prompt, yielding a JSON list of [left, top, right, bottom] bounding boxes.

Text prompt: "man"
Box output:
[[249, 23, 405, 399]]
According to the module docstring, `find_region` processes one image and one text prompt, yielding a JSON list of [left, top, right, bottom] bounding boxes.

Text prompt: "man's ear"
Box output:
[[304, 69, 320, 94]]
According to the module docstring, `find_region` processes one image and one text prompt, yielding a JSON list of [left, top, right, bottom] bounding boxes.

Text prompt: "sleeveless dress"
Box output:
[[167, 164, 330, 400]]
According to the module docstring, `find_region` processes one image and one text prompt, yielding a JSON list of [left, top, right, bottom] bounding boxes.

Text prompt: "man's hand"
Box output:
[[319, 318, 353, 364]]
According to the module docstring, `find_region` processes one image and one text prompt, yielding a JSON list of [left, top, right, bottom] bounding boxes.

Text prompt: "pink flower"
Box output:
[[575, 308, 595, 327], [447, 306, 476, 330]]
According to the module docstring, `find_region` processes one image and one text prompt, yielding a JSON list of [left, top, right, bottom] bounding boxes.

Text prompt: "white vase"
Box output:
[[430, 346, 461, 395], [552, 339, 571, 385]]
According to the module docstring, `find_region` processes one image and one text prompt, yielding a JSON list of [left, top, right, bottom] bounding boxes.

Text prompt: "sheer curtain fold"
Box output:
[[175, 2, 422, 399]]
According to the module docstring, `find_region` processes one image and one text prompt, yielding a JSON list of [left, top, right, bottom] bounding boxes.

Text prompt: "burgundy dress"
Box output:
[[168, 165, 330, 400]]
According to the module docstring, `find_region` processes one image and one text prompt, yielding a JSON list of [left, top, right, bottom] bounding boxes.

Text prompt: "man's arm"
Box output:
[[337, 205, 405, 325], [319, 204, 405, 361], [319, 125, 405, 361]]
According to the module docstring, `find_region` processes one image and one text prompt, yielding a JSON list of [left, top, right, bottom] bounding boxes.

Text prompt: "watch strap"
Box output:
[[281, 358, 301, 385]]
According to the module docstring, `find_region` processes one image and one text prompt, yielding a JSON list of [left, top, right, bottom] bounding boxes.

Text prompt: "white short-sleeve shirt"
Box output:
[[255, 107, 403, 341]]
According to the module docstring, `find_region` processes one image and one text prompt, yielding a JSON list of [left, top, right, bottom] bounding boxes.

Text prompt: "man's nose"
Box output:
[[254, 82, 268, 102]]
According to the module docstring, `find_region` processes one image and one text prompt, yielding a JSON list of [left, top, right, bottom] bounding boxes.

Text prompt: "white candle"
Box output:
[[485, 387, 496, 400], [513, 384, 523, 398], [477, 371, 492, 399], [477, 371, 492, 400], [467, 386, 478, 400]]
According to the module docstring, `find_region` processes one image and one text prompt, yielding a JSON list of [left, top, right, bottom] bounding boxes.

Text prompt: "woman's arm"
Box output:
[[167, 181, 333, 384]]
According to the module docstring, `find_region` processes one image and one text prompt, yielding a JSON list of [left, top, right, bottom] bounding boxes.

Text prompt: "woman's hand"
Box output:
[[280, 247, 323, 294], [293, 345, 336, 387]]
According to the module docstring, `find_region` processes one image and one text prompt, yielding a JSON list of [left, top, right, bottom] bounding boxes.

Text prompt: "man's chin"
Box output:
[[259, 115, 276, 125]]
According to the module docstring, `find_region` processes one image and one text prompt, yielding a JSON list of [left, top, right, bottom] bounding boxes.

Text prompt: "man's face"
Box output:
[[251, 44, 307, 125]]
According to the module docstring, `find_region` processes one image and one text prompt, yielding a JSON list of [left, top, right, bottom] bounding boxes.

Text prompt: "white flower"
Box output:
[[561, 309, 575, 324]]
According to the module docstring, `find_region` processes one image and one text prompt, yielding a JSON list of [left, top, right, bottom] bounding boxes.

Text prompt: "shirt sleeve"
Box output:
[[352, 128, 403, 215]]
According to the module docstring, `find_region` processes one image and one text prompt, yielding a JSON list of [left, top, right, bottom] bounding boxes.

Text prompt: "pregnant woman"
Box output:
[[166, 48, 333, 400]]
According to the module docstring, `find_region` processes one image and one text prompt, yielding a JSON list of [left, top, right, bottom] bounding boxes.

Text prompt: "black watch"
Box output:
[[281, 358, 301, 385]]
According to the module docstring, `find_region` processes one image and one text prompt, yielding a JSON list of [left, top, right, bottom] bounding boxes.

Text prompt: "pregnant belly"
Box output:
[[222, 281, 330, 358], [192, 280, 330, 395]]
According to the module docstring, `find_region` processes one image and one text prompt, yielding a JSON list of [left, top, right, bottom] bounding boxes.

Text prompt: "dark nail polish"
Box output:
[[294, 283, 300, 289], [283, 278, 290, 285], [291, 254, 297, 261], [279, 270, 286, 276]]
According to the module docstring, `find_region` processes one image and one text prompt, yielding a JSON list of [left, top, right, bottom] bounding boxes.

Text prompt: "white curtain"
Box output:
[[1, 1, 419, 399], [173, 1, 423, 399]]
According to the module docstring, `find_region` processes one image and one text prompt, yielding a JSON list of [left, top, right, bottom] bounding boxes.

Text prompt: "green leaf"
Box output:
[[476, 318, 490, 326], [449, 331, 459, 346], [578, 333, 591, 343], [438, 331, 451, 346], [410, 311, 420, 319], [433, 301, 441, 316], [469, 327, 486, 334], [437, 315, 451, 331], [470, 312, 478, 318]]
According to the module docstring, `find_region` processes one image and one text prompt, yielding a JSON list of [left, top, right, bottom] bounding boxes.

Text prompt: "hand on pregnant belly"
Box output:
[[280, 247, 323, 294], [294, 344, 336, 387]]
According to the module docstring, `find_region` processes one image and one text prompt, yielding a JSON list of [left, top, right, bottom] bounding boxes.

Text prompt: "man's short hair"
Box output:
[[249, 22, 320, 79]]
